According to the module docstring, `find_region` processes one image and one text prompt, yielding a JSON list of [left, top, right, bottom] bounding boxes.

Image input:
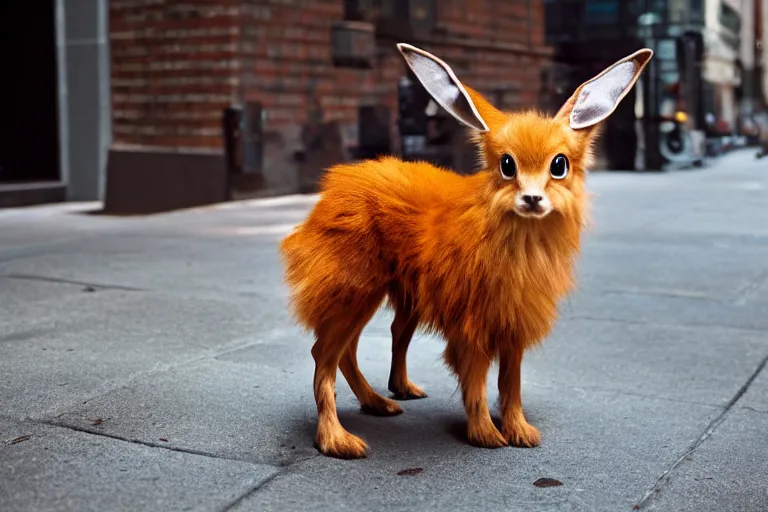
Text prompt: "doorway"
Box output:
[[0, 1, 60, 184]]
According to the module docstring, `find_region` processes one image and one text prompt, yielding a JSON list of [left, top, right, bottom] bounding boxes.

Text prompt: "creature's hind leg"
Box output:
[[311, 295, 384, 459], [340, 335, 403, 416], [387, 292, 427, 400]]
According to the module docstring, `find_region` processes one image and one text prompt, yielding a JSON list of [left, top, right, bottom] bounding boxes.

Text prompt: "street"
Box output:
[[1, 149, 767, 512]]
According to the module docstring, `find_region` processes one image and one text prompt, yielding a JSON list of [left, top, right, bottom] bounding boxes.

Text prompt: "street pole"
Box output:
[[644, 48, 664, 170], [638, 10, 664, 171]]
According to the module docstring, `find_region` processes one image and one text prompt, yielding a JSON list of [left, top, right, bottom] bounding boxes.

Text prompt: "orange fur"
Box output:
[[279, 47, 648, 459]]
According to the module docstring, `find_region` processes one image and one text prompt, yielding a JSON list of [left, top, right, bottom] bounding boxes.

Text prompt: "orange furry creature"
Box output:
[[279, 43, 653, 459]]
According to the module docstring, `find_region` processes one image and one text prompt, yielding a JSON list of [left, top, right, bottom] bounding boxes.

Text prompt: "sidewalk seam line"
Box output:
[[2, 273, 146, 291], [635, 353, 768, 509], [30, 332, 280, 421], [217, 454, 321, 512], [216, 472, 282, 512], [568, 314, 768, 334], [35, 418, 264, 465]]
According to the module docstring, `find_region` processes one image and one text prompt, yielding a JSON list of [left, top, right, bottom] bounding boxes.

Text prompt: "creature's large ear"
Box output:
[[397, 43, 490, 132], [556, 49, 653, 130]]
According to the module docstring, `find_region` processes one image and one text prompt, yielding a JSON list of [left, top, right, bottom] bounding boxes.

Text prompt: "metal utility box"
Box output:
[[223, 102, 265, 176]]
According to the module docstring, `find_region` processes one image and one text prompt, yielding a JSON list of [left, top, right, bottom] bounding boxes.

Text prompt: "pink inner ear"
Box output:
[[570, 61, 639, 130]]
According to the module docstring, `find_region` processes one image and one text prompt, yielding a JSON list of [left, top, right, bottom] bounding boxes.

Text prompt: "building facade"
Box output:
[[542, 0, 756, 169], [1, 0, 553, 212], [104, 0, 553, 213], [703, 0, 742, 131], [0, 0, 111, 208], [738, 0, 768, 120]]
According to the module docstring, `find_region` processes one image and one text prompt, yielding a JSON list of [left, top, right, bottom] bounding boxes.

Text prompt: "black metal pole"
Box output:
[[644, 47, 664, 170], [640, 3, 664, 171]]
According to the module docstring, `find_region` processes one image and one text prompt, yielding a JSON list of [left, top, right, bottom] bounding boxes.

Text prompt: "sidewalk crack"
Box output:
[[2, 273, 145, 291], [216, 472, 281, 512], [216, 453, 320, 511], [635, 353, 768, 509]]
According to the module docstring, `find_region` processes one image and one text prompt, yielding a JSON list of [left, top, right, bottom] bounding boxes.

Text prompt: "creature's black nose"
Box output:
[[522, 195, 543, 206]]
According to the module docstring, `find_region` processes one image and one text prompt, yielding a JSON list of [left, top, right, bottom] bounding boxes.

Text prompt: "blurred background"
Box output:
[[0, 0, 765, 213]]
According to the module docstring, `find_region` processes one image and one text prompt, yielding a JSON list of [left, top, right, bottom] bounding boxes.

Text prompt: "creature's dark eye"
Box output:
[[499, 153, 516, 179], [550, 154, 569, 179]]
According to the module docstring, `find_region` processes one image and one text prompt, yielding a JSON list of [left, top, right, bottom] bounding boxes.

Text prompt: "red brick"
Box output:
[[110, 0, 552, 154]]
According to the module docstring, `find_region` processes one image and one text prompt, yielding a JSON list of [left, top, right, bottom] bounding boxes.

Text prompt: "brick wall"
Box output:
[[238, 0, 394, 191], [108, 0, 552, 196], [238, 0, 552, 189], [110, 0, 241, 149]]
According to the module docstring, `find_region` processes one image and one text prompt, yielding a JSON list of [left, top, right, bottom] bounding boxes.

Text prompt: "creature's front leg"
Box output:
[[446, 342, 507, 449], [498, 344, 541, 447]]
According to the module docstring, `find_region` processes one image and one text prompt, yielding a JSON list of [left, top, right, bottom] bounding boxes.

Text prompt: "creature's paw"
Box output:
[[467, 422, 508, 449], [389, 380, 428, 400], [503, 421, 541, 448], [361, 395, 404, 416], [315, 427, 368, 459]]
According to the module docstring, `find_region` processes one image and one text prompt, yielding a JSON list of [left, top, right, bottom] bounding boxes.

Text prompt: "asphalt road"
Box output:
[[1, 149, 767, 512]]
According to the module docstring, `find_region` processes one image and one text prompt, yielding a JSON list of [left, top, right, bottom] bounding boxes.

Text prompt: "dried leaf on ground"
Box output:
[[533, 478, 562, 488], [5, 435, 31, 445], [397, 468, 424, 476]]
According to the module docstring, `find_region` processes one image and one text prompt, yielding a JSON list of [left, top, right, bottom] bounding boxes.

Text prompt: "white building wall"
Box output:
[[740, 0, 755, 70], [764, 0, 768, 101], [702, 0, 742, 128]]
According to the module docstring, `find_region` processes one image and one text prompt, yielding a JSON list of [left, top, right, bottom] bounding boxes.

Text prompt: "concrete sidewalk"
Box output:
[[1, 150, 767, 511]]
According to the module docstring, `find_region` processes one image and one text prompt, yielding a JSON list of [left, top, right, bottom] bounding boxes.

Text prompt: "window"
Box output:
[[343, 0, 376, 22], [543, 0, 581, 43], [584, 0, 620, 26], [719, 3, 741, 35], [668, 0, 687, 24], [343, 0, 435, 38], [689, 0, 704, 23]]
